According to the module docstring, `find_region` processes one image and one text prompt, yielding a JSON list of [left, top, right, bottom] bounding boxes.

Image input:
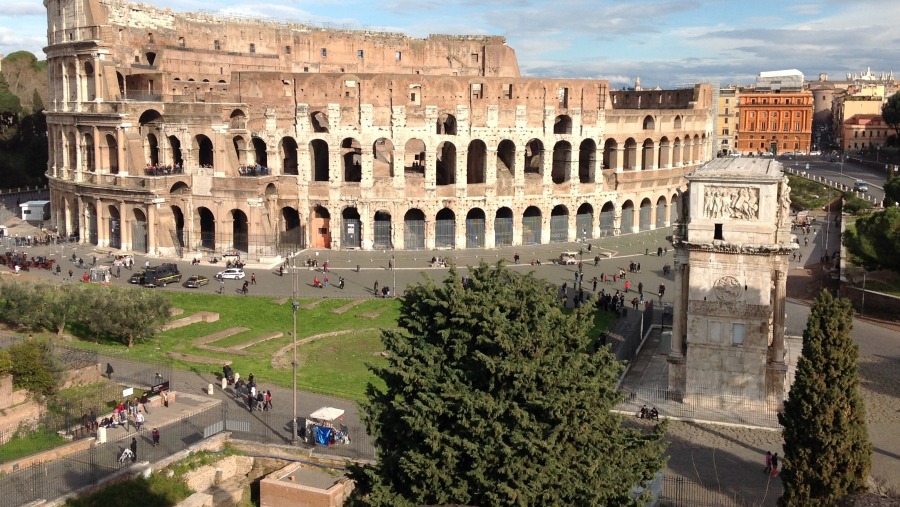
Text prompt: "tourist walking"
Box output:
[[151, 427, 160, 446], [130, 437, 138, 462], [763, 451, 773, 474]]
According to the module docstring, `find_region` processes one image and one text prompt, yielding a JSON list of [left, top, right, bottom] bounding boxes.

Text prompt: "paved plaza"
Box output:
[[2, 217, 899, 504]]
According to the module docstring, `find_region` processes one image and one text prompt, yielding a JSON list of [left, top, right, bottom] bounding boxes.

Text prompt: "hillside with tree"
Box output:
[[0, 51, 49, 188]]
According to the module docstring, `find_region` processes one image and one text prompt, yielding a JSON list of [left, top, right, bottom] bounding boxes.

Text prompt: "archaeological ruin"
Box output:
[[44, 0, 715, 258]]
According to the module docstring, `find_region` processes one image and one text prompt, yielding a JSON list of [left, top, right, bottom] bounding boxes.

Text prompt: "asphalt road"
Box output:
[[780, 154, 890, 204]]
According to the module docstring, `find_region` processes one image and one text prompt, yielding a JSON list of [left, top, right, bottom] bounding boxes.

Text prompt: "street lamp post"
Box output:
[[290, 253, 299, 444], [391, 254, 396, 295]]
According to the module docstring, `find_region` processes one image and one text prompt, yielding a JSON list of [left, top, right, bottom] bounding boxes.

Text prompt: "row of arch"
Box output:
[[50, 116, 709, 185]]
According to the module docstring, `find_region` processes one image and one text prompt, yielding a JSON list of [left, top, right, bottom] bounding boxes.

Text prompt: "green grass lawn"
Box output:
[[61, 292, 621, 403], [0, 428, 67, 463]]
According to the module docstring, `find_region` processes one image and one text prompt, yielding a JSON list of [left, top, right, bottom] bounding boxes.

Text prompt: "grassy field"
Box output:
[[0, 428, 67, 462], [61, 292, 617, 403], [68, 293, 401, 403]]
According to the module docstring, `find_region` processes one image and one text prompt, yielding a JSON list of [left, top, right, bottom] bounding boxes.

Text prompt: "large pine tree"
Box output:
[[347, 263, 667, 507], [778, 290, 872, 505]]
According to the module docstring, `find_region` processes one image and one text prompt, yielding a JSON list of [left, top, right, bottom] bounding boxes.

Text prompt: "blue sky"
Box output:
[[1, 0, 897, 89]]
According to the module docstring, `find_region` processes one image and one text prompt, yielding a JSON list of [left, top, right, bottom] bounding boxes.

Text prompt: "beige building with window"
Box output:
[[717, 87, 739, 155], [44, 0, 715, 258]]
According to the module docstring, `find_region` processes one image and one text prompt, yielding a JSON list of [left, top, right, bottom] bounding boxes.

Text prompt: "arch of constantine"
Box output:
[[44, 0, 716, 257]]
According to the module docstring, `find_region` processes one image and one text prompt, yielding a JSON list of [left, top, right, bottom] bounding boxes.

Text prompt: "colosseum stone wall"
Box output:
[[44, 0, 715, 258]]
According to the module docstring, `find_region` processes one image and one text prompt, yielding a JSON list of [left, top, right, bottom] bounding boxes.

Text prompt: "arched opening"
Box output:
[[404, 138, 426, 178], [496, 140, 515, 178], [229, 109, 247, 130], [373, 138, 394, 178], [437, 113, 456, 135], [524, 139, 544, 176], [145, 133, 159, 167], [83, 61, 96, 101], [494, 207, 514, 246], [522, 206, 542, 245], [465, 208, 485, 248], [67, 62, 77, 102], [673, 138, 683, 167], [342, 207, 361, 248], [670, 193, 679, 223], [171, 205, 185, 248], [579, 139, 596, 183], [373, 211, 392, 249], [310, 111, 329, 133], [116, 72, 125, 98], [435, 208, 457, 249], [67, 131, 76, 174], [232, 136, 247, 166], [682, 137, 692, 165], [130, 208, 147, 253], [600, 201, 615, 236], [168, 136, 183, 168], [621, 200, 635, 233], [551, 141, 572, 184], [145, 52, 156, 66], [553, 115, 572, 135], [310, 140, 330, 182], [403, 209, 425, 250], [280, 137, 298, 175], [107, 204, 121, 249], [576, 203, 593, 241], [311, 206, 331, 249], [342, 138, 362, 182], [642, 115, 655, 130], [674, 115, 682, 130], [436, 142, 456, 185], [105, 134, 118, 174], [655, 196, 668, 228], [252, 137, 268, 168], [466, 140, 486, 184], [639, 198, 653, 231], [692, 134, 701, 163], [231, 209, 249, 253], [603, 138, 618, 169], [658, 137, 671, 169], [198, 207, 215, 251], [169, 181, 190, 194], [642, 139, 654, 171], [280, 207, 303, 248], [623, 138, 637, 170], [550, 205, 569, 242], [194, 135, 213, 168], [84, 202, 98, 245], [82, 133, 95, 172]]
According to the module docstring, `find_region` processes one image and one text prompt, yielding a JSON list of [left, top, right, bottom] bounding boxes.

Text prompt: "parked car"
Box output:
[[183, 275, 209, 288], [761, 151, 774, 157], [810, 150, 822, 156], [128, 272, 145, 284], [216, 268, 246, 280], [143, 263, 182, 287]]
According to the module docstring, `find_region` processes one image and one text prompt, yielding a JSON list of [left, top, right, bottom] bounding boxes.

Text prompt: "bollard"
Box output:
[[221, 377, 227, 390], [207, 383, 214, 395], [234, 372, 240, 383], [97, 426, 107, 443]]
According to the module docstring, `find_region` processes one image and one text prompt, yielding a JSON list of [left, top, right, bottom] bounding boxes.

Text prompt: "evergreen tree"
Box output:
[[347, 262, 667, 507], [778, 290, 871, 506]]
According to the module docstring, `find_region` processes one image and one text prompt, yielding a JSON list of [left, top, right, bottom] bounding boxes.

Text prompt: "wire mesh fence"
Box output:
[[0, 404, 223, 507]]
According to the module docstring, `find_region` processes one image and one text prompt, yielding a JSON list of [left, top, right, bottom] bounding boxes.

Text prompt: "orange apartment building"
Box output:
[[736, 91, 813, 155], [842, 114, 891, 152]]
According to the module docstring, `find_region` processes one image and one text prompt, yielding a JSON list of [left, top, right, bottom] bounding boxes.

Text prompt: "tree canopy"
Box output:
[[884, 176, 900, 207], [778, 290, 871, 505], [883, 92, 900, 138], [347, 262, 667, 507], [843, 206, 900, 272]]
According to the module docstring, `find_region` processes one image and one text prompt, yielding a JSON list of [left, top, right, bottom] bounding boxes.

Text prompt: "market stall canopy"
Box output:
[[309, 407, 344, 421]]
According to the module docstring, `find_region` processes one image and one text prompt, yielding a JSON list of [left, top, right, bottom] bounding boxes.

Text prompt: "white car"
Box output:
[[215, 268, 246, 280], [810, 150, 822, 156]]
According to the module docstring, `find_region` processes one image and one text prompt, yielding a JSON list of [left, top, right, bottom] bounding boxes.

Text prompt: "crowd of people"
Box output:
[[144, 163, 184, 176], [237, 164, 271, 176]]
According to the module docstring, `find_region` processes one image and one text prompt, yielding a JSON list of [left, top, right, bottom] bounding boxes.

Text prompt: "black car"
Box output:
[[142, 263, 182, 287], [128, 273, 145, 284], [183, 275, 209, 288]]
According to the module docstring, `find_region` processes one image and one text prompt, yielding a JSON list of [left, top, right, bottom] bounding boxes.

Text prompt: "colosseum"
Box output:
[[44, 0, 715, 258]]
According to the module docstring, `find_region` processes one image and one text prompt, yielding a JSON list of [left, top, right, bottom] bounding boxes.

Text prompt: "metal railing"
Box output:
[[0, 404, 223, 507], [659, 475, 775, 507]]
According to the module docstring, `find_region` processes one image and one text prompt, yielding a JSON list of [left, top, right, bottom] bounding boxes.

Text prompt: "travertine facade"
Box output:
[[44, 0, 715, 257], [668, 158, 795, 406]]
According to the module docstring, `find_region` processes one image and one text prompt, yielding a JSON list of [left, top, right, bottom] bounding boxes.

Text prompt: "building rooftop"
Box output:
[[278, 463, 344, 490]]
